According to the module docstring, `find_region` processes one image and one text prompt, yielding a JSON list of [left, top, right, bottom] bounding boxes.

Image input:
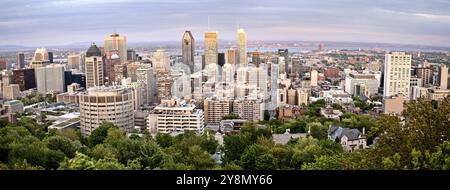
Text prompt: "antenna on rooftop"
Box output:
[[208, 16, 210, 31]]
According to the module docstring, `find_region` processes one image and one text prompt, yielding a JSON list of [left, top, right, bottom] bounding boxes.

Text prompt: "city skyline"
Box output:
[[1, 0, 450, 47]]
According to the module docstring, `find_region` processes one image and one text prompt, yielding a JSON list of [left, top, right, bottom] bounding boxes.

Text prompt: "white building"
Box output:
[[328, 126, 367, 152], [136, 65, 156, 105], [383, 52, 411, 97], [35, 64, 65, 94], [79, 86, 135, 135], [147, 99, 204, 134], [152, 49, 170, 73]]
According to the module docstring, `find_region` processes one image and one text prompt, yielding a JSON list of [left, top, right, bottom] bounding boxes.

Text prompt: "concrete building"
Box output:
[[439, 64, 448, 90], [31, 48, 49, 69], [35, 64, 65, 94], [67, 55, 80, 70], [427, 88, 450, 101], [12, 68, 36, 91], [3, 84, 20, 100], [136, 66, 156, 105], [310, 70, 318, 87], [148, 99, 204, 134], [104, 53, 121, 85], [233, 98, 263, 122], [383, 52, 411, 97], [79, 86, 135, 135], [104, 32, 127, 63], [204, 31, 218, 65], [237, 29, 247, 68], [344, 72, 379, 96], [182, 31, 195, 72], [152, 49, 170, 74], [383, 95, 406, 115], [204, 97, 232, 125], [134, 110, 149, 131], [416, 62, 433, 87], [226, 48, 238, 65], [156, 72, 173, 103], [16, 53, 25, 69], [85, 43, 104, 88]]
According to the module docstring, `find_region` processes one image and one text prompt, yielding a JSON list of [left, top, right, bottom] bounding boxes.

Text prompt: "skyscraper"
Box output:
[[383, 52, 411, 97], [31, 48, 49, 69], [48, 52, 54, 63], [16, 53, 25, 69], [104, 32, 127, 63], [152, 49, 171, 74], [35, 64, 65, 94], [310, 70, 318, 87], [278, 49, 288, 74], [218, 53, 225, 67], [12, 68, 36, 91], [439, 64, 448, 90], [225, 48, 238, 65], [238, 28, 247, 68], [85, 43, 104, 88], [67, 55, 80, 70], [204, 31, 218, 65], [182, 31, 195, 72]]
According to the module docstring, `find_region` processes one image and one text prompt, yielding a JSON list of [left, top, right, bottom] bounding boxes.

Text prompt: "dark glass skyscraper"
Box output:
[[48, 52, 54, 63], [182, 31, 195, 72], [16, 53, 25, 69]]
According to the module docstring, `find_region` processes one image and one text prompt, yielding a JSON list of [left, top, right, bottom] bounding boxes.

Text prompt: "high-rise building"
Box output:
[[383, 52, 411, 97], [233, 99, 263, 122], [278, 57, 286, 76], [67, 55, 80, 70], [252, 50, 261, 67], [104, 53, 121, 85], [225, 48, 238, 65], [127, 49, 136, 62], [16, 53, 25, 69], [156, 72, 173, 103], [126, 63, 141, 82], [278, 49, 289, 74], [218, 53, 225, 67], [148, 99, 204, 134], [137, 65, 156, 105], [0, 57, 7, 70], [48, 52, 54, 63], [35, 64, 65, 94], [310, 70, 318, 86], [114, 64, 127, 84], [318, 43, 324, 52], [31, 48, 49, 69], [182, 31, 195, 72], [439, 64, 448, 90], [237, 28, 247, 68], [204, 97, 231, 125], [79, 86, 135, 135], [270, 63, 279, 111], [12, 68, 36, 91], [85, 43, 104, 88], [152, 49, 170, 74], [204, 31, 218, 65], [416, 62, 433, 86], [104, 32, 127, 63]]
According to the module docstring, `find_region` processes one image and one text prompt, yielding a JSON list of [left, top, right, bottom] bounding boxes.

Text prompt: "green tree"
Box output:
[[308, 122, 327, 140], [45, 136, 81, 158], [222, 113, 240, 120], [88, 122, 116, 147], [156, 133, 173, 148]]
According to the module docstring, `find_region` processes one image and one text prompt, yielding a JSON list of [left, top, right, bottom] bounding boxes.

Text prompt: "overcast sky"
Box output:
[[1, 0, 450, 46]]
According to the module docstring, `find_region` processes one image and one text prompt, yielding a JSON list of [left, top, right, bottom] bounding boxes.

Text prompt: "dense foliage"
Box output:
[[0, 98, 448, 170]]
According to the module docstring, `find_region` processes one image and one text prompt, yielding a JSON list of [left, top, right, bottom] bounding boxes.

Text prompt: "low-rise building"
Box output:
[[328, 126, 367, 152]]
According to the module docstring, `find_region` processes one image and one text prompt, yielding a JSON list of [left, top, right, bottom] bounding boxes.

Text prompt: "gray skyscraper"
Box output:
[[278, 49, 289, 74], [16, 53, 25, 69], [182, 31, 195, 72]]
